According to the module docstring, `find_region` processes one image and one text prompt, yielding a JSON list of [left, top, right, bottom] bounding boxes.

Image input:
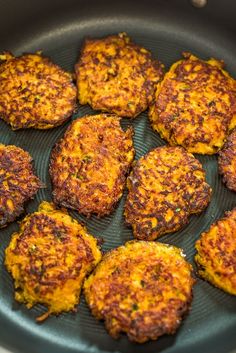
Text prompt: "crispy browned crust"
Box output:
[[84, 240, 195, 343], [75, 32, 164, 118], [195, 208, 236, 295], [50, 114, 135, 217], [149, 52, 236, 154], [0, 144, 41, 227], [0, 52, 77, 129], [124, 146, 212, 240], [218, 129, 236, 191], [5, 201, 102, 321]]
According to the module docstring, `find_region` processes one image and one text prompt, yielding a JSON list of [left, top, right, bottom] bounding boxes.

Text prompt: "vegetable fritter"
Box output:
[[75, 32, 164, 118], [149, 52, 236, 154], [0, 52, 77, 129], [218, 129, 236, 191], [5, 201, 102, 321], [195, 208, 236, 295], [50, 114, 135, 217], [125, 146, 211, 240], [0, 144, 41, 228], [84, 240, 194, 343]]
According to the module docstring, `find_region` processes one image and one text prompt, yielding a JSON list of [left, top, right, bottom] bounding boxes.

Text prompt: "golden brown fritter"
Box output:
[[149, 52, 236, 154], [50, 114, 135, 217], [75, 32, 164, 118], [195, 208, 236, 295], [125, 146, 212, 240], [5, 201, 102, 321], [218, 129, 236, 191], [0, 144, 41, 228], [0, 52, 77, 129], [84, 240, 194, 343]]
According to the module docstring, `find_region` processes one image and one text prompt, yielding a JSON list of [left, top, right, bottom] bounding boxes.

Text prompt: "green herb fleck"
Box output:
[[34, 96, 40, 103], [29, 244, 37, 254], [34, 285, 40, 294], [71, 173, 84, 180], [132, 303, 139, 311], [208, 100, 215, 107], [140, 280, 145, 287], [175, 208, 181, 212], [82, 155, 92, 163], [171, 115, 179, 121], [54, 229, 66, 239], [76, 174, 84, 180], [182, 84, 191, 91], [112, 267, 121, 275]]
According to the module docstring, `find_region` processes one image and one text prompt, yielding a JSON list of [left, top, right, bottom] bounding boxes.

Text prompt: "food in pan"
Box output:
[[218, 129, 236, 191], [5, 201, 102, 321], [0, 52, 77, 129], [0, 143, 41, 228], [84, 240, 195, 343], [195, 208, 236, 295], [149, 52, 236, 154], [124, 146, 212, 240], [50, 114, 135, 217], [75, 32, 164, 118]]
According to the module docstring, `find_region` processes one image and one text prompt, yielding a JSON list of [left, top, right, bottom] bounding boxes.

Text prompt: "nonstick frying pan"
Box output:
[[0, 0, 236, 352]]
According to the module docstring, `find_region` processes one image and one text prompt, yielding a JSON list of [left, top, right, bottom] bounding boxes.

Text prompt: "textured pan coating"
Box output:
[[0, 144, 41, 228], [125, 146, 212, 240], [84, 240, 194, 343], [75, 32, 164, 118], [218, 129, 236, 191], [195, 208, 236, 295], [5, 201, 102, 321], [50, 114, 135, 217], [149, 52, 236, 154], [0, 52, 77, 129]]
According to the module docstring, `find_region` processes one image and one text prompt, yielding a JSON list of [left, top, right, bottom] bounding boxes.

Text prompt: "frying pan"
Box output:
[[0, 0, 236, 352]]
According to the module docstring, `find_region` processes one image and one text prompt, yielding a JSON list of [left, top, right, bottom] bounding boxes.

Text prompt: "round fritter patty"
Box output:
[[149, 52, 236, 154], [124, 146, 212, 240], [75, 32, 164, 118], [5, 201, 102, 321], [84, 240, 194, 343], [0, 52, 77, 129], [50, 114, 135, 217], [218, 129, 236, 191], [0, 144, 41, 228], [195, 208, 236, 295]]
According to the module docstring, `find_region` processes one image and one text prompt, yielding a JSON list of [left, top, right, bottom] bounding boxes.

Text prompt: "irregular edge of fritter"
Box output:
[[83, 240, 195, 343], [0, 145, 42, 228], [4, 201, 103, 322], [0, 51, 78, 130], [149, 52, 236, 154], [74, 33, 165, 118], [194, 208, 236, 295], [218, 130, 236, 192], [124, 145, 212, 240], [49, 114, 135, 217]]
